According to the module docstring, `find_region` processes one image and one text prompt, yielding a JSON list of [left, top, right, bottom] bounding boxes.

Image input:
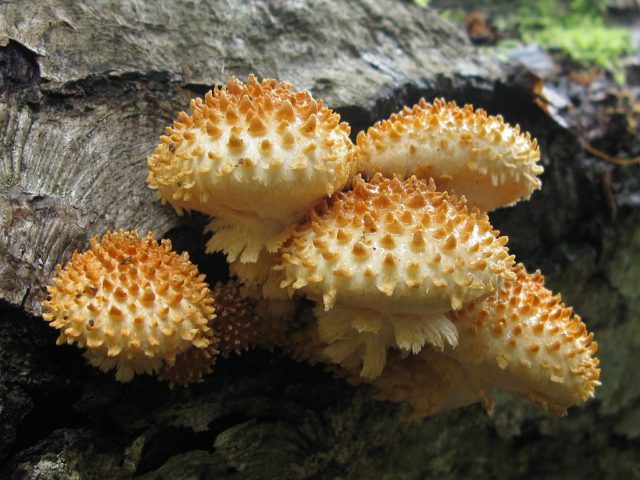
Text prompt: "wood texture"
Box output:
[[1, 1, 639, 479], [0, 0, 501, 315]]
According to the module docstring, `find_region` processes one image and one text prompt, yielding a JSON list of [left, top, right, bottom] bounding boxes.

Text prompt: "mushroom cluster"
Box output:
[[43, 75, 600, 419]]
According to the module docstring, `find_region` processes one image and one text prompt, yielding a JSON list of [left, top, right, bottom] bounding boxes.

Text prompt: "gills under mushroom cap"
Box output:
[[147, 75, 354, 263], [356, 98, 543, 211], [277, 174, 516, 378], [42, 230, 217, 382]]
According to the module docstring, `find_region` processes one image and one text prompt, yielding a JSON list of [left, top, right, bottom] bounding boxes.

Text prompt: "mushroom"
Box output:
[[159, 279, 296, 387], [277, 174, 516, 378], [368, 264, 600, 418], [356, 99, 543, 211], [158, 279, 258, 387], [42, 231, 217, 382], [447, 264, 600, 414], [365, 350, 481, 420], [210, 280, 262, 359], [147, 75, 354, 264]]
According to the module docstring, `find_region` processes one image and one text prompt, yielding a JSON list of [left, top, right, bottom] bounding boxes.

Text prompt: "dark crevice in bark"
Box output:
[[0, 39, 41, 95]]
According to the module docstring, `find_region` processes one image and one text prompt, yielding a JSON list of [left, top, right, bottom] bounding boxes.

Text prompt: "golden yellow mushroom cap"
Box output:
[[42, 230, 217, 382], [277, 174, 516, 378], [449, 264, 600, 414], [147, 74, 354, 263], [369, 266, 599, 419], [279, 174, 515, 314], [356, 98, 543, 211]]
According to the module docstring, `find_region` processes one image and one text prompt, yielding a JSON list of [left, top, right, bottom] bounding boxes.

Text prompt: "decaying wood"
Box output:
[[1, 1, 639, 479], [0, 0, 501, 315]]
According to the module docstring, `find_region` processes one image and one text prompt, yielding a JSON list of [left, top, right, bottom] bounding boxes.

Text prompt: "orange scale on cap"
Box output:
[[147, 75, 354, 263], [42, 230, 218, 382], [447, 264, 600, 414], [355, 98, 543, 211]]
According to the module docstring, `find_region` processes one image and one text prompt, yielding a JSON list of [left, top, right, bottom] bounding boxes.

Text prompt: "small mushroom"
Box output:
[[42, 230, 218, 382], [159, 278, 294, 387]]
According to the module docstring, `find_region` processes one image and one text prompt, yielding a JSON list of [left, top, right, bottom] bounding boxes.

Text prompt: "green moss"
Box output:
[[517, 1, 631, 78], [437, 0, 632, 81]]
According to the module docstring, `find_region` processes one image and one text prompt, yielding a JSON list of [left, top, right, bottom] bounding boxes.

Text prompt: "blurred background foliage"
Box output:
[[422, 0, 635, 82]]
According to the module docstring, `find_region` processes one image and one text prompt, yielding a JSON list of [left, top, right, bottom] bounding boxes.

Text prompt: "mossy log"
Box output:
[[1, 1, 638, 478]]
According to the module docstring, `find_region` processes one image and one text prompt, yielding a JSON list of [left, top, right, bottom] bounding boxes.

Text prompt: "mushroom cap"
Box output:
[[356, 98, 543, 211], [158, 341, 219, 388], [449, 264, 600, 414], [211, 280, 261, 359], [147, 75, 354, 262], [279, 174, 516, 314], [42, 230, 217, 382]]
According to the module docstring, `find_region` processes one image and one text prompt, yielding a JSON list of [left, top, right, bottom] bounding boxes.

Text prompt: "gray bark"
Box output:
[[0, 1, 638, 478]]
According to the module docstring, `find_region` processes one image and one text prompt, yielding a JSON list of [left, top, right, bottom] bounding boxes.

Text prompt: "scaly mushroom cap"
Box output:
[[158, 341, 219, 388], [42, 231, 217, 382], [280, 174, 515, 313], [147, 74, 354, 262], [356, 98, 543, 211], [448, 264, 600, 415], [278, 174, 516, 378], [366, 350, 486, 420], [211, 280, 261, 358]]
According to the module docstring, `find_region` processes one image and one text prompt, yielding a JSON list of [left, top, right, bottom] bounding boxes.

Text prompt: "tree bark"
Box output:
[[1, 1, 638, 478]]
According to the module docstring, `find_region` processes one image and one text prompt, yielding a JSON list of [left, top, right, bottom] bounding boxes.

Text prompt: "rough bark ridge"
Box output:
[[1, 1, 638, 478]]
